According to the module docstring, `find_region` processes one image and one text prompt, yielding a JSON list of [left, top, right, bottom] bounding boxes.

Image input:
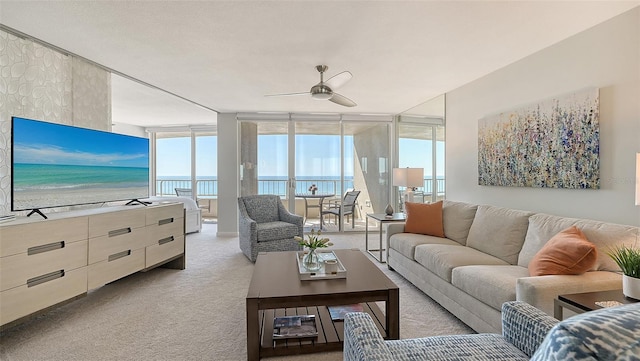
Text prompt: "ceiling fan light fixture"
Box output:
[[310, 84, 333, 100]]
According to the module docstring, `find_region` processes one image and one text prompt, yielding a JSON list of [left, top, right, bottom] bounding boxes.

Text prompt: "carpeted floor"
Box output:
[[0, 224, 472, 361]]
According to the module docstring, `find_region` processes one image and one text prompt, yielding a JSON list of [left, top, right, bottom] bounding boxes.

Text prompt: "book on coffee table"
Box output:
[[273, 315, 318, 339], [328, 304, 364, 321]]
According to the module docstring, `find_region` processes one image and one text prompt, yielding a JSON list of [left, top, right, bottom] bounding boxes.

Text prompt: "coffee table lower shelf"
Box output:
[[258, 302, 385, 358]]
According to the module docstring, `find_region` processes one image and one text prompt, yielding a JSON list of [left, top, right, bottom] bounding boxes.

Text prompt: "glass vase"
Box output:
[[303, 248, 321, 271]]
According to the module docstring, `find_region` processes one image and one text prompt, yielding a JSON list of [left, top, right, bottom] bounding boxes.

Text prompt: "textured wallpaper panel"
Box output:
[[72, 57, 111, 131], [0, 29, 111, 215]]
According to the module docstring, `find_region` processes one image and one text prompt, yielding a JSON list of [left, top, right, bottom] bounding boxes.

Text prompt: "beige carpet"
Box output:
[[0, 224, 472, 361]]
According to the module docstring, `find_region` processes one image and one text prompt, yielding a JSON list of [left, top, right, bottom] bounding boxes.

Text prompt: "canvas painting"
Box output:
[[478, 88, 599, 189]]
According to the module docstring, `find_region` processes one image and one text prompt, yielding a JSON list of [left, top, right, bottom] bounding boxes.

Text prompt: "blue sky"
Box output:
[[13, 117, 149, 168]]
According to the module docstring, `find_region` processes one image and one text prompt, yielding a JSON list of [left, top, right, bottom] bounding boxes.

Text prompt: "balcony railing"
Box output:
[[156, 178, 445, 198]]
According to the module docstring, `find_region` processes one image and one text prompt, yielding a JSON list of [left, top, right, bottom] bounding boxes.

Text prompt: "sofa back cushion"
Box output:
[[466, 205, 533, 264], [531, 303, 640, 361], [518, 213, 640, 271], [442, 200, 478, 245]]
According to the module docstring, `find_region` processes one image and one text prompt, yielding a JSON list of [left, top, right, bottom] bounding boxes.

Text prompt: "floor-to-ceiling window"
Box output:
[[155, 131, 192, 195], [238, 115, 391, 233], [396, 94, 446, 209], [151, 127, 218, 219]]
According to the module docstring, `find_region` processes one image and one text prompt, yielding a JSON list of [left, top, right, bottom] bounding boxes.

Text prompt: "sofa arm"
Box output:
[[343, 313, 395, 361], [516, 271, 622, 317], [385, 223, 406, 243], [501, 301, 558, 357]]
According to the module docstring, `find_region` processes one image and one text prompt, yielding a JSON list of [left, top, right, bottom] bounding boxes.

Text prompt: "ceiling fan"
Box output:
[[266, 65, 357, 107]]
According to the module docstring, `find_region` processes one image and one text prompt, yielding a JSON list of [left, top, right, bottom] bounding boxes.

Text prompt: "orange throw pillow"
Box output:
[[528, 226, 597, 276], [404, 201, 445, 237]]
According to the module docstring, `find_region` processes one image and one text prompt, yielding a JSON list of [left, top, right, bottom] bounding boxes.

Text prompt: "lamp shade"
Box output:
[[392, 168, 407, 187], [636, 153, 640, 206], [393, 168, 424, 188]]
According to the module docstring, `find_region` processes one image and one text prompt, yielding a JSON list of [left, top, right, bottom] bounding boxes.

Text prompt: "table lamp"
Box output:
[[393, 167, 425, 211]]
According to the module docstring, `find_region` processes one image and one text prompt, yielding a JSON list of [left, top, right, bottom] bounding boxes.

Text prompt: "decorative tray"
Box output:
[[296, 250, 347, 281]]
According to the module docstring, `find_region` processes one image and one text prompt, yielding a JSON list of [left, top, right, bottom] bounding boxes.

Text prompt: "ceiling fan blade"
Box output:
[[265, 92, 309, 97], [329, 93, 357, 107], [324, 71, 352, 90]]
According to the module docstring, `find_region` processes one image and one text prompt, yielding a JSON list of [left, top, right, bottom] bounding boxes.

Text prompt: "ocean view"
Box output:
[[13, 163, 149, 210], [156, 175, 354, 197]]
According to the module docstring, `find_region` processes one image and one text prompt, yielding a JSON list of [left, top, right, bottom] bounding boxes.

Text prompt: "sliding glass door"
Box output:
[[239, 116, 391, 233]]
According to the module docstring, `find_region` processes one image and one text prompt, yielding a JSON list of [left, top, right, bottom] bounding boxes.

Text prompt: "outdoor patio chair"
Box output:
[[320, 190, 361, 229], [238, 194, 303, 262]]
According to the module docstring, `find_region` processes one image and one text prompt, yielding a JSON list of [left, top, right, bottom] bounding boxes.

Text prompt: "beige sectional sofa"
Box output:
[[386, 200, 639, 333]]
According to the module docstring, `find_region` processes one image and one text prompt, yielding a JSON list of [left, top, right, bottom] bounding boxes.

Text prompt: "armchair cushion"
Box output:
[[531, 302, 640, 360], [257, 221, 300, 242], [243, 196, 280, 223]]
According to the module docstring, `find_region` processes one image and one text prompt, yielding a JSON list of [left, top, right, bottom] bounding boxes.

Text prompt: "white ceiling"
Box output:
[[1, 1, 638, 127]]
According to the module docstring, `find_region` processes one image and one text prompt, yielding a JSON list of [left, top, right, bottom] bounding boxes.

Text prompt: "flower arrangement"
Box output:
[[308, 184, 318, 193], [295, 229, 333, 250]]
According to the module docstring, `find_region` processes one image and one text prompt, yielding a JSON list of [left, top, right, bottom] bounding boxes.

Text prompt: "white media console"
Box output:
[[0, 202, 185, 328]]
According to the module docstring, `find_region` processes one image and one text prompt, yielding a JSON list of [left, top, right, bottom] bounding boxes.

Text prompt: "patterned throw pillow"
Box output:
[[531, 303, 640, 360]]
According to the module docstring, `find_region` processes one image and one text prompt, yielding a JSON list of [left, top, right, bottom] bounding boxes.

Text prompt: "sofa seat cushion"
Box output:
[[256, 221, 299, 242], [466, 205, 533, 265], [385, 334, 529, 360], [414, 244, 509, 282], [452, 265, 529, 311], [390, 233, 460, 260], [519, 213, 640, 271], [531, 303, 640, 361]]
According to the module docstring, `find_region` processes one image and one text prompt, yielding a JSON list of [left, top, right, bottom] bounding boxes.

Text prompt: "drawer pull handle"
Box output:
[[28, 241, 65, 255], [27, 270, 64, 287], [158, 217, 174, 226], [108, 250, 132, 262], [158, 236, 175, 245], [108, 227, 132, 237]]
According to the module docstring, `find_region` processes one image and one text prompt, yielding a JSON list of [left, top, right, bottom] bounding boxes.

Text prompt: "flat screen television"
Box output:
[[11, 116, 150, 217]]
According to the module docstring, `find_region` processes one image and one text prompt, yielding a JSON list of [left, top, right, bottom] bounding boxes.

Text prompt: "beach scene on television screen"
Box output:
[[12, 118, 149, 210]]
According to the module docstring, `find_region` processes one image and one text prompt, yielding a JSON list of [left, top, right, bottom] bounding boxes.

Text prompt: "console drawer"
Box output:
[[88, 227, 147, 264], [146, 203, 183, 226], [88, 208, 146, 238], [146, 235, 184, 268], [87, 248, 145, 289], [0, 240, 88, 292], [0, 267, 87, 325], [147, 220, 184, 246], [0, 217, 88, 258]]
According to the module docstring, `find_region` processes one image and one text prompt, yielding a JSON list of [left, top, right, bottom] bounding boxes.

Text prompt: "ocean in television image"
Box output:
[[11, 117, 150, 211]]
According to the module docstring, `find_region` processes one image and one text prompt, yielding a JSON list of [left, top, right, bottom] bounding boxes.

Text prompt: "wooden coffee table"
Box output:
[[246, 248, 399, 360]]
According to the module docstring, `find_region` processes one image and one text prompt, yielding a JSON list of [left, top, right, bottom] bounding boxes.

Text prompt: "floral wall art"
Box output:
[[478, 88, 599, 189]]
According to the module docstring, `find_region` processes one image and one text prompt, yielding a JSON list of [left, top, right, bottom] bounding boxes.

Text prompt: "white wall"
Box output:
[[446, 8, 640, 226], [112, 122, 146, 137]]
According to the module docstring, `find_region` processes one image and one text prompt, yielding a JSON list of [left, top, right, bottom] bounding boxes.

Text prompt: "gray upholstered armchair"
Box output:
[[238, 194, 304, 262]]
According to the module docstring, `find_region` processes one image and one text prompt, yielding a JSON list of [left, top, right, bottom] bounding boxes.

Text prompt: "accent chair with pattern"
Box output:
[[238, 194, 303, 262], [343, 301, 640, 361]]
